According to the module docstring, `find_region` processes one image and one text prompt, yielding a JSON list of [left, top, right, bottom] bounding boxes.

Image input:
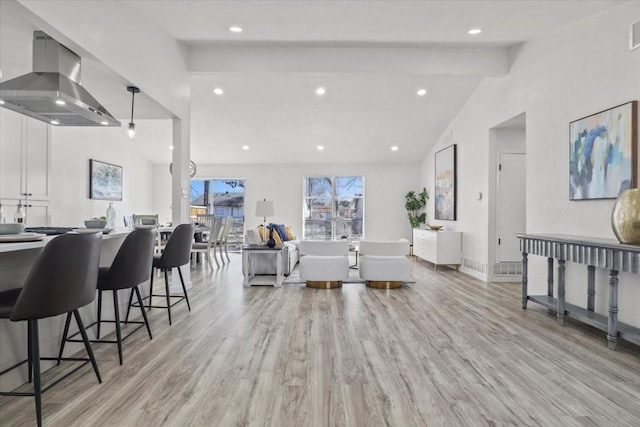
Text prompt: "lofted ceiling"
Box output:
[[1, 1, 628, 164]]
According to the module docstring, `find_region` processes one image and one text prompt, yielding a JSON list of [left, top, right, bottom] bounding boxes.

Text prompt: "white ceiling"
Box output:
[[1, 1, 628, 164]]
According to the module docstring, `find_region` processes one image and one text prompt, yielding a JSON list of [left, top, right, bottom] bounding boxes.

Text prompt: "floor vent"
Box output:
[[492, 262, 522, 276], [462, 258, 486, 274], [631, 19, 640, 51]]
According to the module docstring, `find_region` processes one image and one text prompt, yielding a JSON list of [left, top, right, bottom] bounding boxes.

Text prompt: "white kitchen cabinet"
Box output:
[[413, 229, 461, 269], [0, 109, 51, 201], [0, 199, 50, 227]]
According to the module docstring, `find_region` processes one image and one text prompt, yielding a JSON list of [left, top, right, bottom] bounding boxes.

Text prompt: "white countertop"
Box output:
[[0, 228, 132, 253]]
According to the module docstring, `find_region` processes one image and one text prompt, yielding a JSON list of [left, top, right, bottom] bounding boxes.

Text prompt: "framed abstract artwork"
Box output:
[[569, 101, 637, 200], [435, 144, 456, 220], [90, 159, 123, 200]]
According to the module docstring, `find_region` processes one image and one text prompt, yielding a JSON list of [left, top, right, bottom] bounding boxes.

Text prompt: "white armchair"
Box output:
[[299, 240, 349, 288], [358, 240, 410, 288]]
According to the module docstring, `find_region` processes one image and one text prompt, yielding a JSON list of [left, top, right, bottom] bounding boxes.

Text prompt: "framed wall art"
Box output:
[[569, 101, 637, 200], [435, 144, 457, 220], [90, 159, 123, 201]]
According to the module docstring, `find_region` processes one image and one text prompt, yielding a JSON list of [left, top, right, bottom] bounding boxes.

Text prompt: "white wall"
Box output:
[[420, 2, 640, 326], [153, 162, 420, 240], [50, 121, 162, 226]]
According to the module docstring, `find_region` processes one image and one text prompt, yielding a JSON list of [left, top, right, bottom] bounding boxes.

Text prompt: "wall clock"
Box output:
[[169, 160, 197, 178]]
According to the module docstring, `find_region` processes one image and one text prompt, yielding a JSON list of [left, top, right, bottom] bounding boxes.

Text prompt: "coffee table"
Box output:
[[242, 245, 284, 287]]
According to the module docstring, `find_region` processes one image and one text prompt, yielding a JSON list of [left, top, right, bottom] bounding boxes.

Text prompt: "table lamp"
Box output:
[[255, 199, 275, 246]]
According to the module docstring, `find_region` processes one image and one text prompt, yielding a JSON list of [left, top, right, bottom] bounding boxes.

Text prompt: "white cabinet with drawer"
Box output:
[[413, 229, 461, 268]]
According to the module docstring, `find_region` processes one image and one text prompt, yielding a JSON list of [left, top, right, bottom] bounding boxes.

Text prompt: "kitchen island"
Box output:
[[0, 229, 135, 391]]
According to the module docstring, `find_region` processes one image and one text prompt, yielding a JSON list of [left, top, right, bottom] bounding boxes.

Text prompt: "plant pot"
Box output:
[[611, 188, 640, 244]]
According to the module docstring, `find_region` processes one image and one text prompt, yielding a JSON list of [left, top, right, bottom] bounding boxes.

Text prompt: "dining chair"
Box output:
[[132, 214, 159, 226], [192, 215, 222, 269], [219, 217, 234, 263], [132, 214, 166, 252], [0, 233, 102, 427], [123, 215, 134, 227]]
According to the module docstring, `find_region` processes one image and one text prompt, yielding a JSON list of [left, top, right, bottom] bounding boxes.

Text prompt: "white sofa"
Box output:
[[244, 228, 299, 275]]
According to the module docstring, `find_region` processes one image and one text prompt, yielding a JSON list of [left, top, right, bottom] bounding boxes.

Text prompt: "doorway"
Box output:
[[488, 113, 526, 281], [496, 153, 526, 262]]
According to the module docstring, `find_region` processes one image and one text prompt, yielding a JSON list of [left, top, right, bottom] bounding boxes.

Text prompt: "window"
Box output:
[[303, 176, 364, 240], [190, 179, 245, 247]]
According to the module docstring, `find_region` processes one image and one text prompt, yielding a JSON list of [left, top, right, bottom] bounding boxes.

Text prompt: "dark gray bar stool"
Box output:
[[128, 223, 194, 325], [58, 228, 156, 365], [0, 232, 102, 427]]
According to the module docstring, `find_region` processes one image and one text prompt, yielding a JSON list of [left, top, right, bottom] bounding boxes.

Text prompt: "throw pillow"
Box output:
[[246, 229, 262, 245], [257, 225, 269, 241], [270, 223, 290, 242], [285, 226, 295, 240]]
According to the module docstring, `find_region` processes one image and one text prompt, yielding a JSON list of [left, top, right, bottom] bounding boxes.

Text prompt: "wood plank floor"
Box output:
[[1, 254, 639, 426]]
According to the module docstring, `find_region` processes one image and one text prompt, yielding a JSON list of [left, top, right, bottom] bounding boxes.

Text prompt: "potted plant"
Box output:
[[405, 188, 429, 229], [405, 188, 429, 254]]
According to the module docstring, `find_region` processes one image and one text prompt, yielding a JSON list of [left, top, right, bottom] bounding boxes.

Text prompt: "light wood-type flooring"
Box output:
[[1, 254, 639, 426]]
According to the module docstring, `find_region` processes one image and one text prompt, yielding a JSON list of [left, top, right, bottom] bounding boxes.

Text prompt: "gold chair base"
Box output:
[[366, 280, 403, 289], [306, 281, 342, 289]]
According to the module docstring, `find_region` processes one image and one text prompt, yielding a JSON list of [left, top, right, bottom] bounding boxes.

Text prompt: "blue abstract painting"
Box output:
[[435, 144, 456, 220], [569, 101, 637, 200]]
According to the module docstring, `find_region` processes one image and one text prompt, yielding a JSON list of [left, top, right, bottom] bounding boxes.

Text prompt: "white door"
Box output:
[[496, 153, 526, 262]]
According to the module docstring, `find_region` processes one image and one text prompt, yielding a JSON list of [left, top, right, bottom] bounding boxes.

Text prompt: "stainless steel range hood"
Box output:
[[0, 31, 120, 127]]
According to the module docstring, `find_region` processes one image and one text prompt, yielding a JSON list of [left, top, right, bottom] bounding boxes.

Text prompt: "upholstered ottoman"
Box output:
[[299, 241, 350, 288], [358, 240, 410, 289]]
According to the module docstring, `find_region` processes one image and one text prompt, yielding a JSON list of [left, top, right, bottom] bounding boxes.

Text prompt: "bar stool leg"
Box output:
[[164, 269, 172, 325], [73, 310, 102, 383], [148, 267, 155, 311], [30, 319, 42, 427], [177, 267, 191, 311], [134, 286, 153, 339], [56, 312, 72, 366], [27, 321, 33, 383], [112, 291, 123, 365], [124, 288, 135, 324], [96, 290, 103, 339]]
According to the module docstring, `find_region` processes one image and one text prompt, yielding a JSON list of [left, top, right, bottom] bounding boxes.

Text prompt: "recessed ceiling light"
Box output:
[[391, 146, 399, 151], [229, 26, 243, 33], [0, 99, 5, 105], [100, 121, 109, 126], [169, 145, 174, 150], [417, 88, 427, 96], [55, 99, 66, 105], [50, 119, 59, 125], [468, 28, 482, 35], [315, 87, 326, 96], [213, 88, 224, 95], [317, 145, 324, 151], [242, 145, 250, 150]]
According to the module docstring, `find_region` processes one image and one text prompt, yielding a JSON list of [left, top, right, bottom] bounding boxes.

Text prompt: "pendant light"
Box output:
[[126, 86, 140, 138]]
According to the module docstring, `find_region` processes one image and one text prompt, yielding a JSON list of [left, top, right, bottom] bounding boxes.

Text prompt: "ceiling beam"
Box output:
[[188, 44, 508, 77]]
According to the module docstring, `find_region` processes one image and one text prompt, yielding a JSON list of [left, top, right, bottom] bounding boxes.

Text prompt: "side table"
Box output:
[[242, 245, 284, 287]]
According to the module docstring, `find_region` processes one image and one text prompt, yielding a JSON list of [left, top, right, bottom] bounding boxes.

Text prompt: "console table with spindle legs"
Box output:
[[517, 234, 640, 350]]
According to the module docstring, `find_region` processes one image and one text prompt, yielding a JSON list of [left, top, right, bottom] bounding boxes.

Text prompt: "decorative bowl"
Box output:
[[0, 223, 25, 235], [84, 219, 107, 229], [427, 224, 443, 231]]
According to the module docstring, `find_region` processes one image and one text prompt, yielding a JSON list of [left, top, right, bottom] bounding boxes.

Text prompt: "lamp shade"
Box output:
[[255, 200, 275, 218]]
